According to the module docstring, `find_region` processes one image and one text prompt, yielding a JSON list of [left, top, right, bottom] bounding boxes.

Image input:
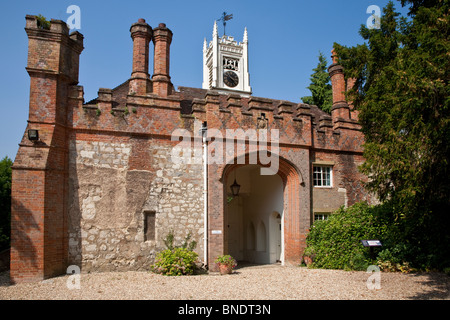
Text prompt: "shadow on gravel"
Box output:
[[0, 271, 11, 287], [407, 273, 450, 300], [234, 261, 281, 270]]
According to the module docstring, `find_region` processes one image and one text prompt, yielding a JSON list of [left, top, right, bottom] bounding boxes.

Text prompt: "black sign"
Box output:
[[361, 240, 382, 247]]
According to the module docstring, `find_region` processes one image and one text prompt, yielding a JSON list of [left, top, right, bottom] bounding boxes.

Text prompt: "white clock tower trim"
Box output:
[[202, 21, 252, 97]]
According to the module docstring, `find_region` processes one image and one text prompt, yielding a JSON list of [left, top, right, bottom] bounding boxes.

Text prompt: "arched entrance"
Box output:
[[213, 154, 305, 268], [226, 165, 284, 264]]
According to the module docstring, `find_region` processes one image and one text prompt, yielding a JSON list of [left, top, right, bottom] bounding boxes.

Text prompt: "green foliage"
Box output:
[[376, 246, 415, 273], [444, 267, 450, 276], [163, 230, 197, 251], [151, 230, 199, 276], [163, 230, 175, 249], [151, 248, 198, 276], [36, 14, 50, 30], [306, 199, 449, 272], [333, 0, 450, 270], [0, 156, 12, 251], [305, 202, 391, 271], [215, 255, 237, 268], [301, 52, 333, 113], [400, 0, 442, 15]]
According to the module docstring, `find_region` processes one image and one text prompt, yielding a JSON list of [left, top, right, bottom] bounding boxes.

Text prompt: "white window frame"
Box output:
[[313, 165, 333, 188], [314, 213, 330, 221]]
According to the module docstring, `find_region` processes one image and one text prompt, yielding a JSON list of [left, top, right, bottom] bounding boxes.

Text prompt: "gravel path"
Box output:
[[1, 264, 449, 300]]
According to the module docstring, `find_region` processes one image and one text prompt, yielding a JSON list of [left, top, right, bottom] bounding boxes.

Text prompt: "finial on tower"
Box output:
[[243, 27, 248, 43], [213, 20, 218, 37]]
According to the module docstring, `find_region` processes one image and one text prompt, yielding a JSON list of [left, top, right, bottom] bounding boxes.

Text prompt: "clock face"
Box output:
[[223, 71, 239, 88]]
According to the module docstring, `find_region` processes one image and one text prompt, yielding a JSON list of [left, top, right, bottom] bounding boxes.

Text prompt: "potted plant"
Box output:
[[302, 247, 315, 267], [303, 255, 313, 267], [215, 255, 237, 275]]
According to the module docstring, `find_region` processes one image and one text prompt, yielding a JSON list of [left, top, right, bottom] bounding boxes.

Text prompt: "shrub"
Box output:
[[151, 248, 198, 276], [150, 230, 199, 276], [305, 202, 391, 271], [36, 14, 50, 30], [375, 244, 417, 273], [306, 200, 449, 272]]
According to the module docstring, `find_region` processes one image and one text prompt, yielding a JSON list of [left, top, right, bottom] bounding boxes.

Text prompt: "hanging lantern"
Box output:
[[230, 179, 241, 197]]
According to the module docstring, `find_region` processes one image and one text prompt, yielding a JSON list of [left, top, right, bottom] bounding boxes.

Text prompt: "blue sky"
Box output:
[[0, 0, 409, 160]]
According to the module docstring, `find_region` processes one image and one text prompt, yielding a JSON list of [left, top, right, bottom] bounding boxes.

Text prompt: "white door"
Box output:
[[269, 212, 283, 264], [276, 216, 282, 262]]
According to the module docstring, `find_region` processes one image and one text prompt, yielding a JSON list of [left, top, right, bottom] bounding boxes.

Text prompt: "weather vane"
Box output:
[[218, 12, 233, 36]]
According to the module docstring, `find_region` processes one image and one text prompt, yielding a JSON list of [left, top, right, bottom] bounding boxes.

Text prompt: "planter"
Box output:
[[218, 263, 233, 275], [303, 256, 313, 267]]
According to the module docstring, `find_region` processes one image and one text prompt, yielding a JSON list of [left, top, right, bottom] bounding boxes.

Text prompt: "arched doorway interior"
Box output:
[[226, 164, 284, 264]]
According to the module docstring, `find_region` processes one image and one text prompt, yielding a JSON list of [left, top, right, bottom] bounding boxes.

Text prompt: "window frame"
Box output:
[[313, 165, 333, 188], [314, 213, 330, 221], [144, 211, 156, 242]]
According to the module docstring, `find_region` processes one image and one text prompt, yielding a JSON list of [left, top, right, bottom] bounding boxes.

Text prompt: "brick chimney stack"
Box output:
[[152, 23, 174, 97], [130, 18, 153, 96], [328, 48, 350, 121]]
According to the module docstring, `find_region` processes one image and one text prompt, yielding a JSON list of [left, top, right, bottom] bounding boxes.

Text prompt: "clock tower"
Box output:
[[202, 21, 252, 96]]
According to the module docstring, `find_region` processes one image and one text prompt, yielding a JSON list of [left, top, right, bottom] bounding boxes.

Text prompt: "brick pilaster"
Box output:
[[10, 15, 83, 283]]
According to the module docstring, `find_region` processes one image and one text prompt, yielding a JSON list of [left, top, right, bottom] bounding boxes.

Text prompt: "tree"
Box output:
[[0, 156, 12, 251], [301, 52, 333, 113], [400, 0, 443, 14], [334, 0, 450, 269]]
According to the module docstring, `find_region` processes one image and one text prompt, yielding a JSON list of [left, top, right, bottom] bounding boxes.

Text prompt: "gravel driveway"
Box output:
[[1, 264, 449, 300]]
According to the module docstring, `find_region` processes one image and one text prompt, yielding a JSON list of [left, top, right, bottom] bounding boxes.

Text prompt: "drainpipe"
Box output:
[[201, 121, 208, 268]]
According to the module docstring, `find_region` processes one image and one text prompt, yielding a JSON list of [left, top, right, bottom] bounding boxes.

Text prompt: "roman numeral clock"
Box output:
[[202, 15, 252, 97], [223, 58, 239, 88]]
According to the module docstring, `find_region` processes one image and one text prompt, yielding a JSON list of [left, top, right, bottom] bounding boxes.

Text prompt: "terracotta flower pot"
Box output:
[[303, 256, 313, 266], [218, 263, 233, 275]]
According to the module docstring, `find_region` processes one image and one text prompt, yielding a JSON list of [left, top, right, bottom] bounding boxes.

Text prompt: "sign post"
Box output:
[[361, 240, 382, 260]]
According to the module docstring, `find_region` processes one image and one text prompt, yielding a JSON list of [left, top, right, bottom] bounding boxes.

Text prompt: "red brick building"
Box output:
[[10, 16, 372, 283]]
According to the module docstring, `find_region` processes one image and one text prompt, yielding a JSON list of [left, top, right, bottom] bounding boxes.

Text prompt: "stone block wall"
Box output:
[[67, 137, 203, 272]]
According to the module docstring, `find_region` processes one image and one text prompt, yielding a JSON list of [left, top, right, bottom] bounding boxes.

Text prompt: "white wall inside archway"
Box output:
[[227, 165, 284, 264]]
